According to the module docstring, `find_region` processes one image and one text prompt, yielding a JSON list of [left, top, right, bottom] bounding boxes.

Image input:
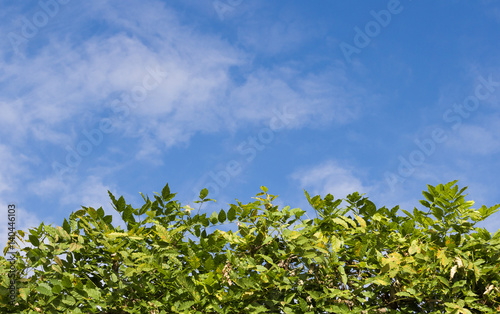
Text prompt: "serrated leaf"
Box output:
[[116, 196, 126, 212], [304, 190, 312, 205], [122, 205, 134, 224], [161, 183, 171, 200]]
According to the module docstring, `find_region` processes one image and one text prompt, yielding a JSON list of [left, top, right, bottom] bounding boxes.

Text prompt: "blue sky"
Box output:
[[1, 0, 500, 246]]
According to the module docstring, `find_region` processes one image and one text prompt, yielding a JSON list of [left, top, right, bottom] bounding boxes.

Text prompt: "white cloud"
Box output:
[[1, 0, 368, 158], [0, 144, 30, 194], [27, 173, 127, 229], [445, 119, 500, 155], [228, 66, 365, 131], [0, 203, 42, 254], [0, 1, 376, 243], [290, 160, 372, 200]]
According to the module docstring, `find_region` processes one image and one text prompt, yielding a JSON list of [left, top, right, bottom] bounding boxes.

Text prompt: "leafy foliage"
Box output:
[[1, 181, 499, 313]]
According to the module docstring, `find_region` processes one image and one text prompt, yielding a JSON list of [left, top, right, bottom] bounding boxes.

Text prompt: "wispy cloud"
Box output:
[[290, 160, 373, 200]]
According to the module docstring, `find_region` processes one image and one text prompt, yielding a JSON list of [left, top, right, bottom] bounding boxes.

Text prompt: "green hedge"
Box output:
[[1, 180, 499, 313]]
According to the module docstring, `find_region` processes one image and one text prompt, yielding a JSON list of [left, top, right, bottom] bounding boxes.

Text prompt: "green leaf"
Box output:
[[52, 284, 62, 294], [102, 215, 112, 225], [122, 205, 135, 223], [401, 209, 414, 219], [332, 218, 348, 229], [86, 287, 101, 299], [422, 191, 434, 202], [54, 256, 64, 268], [218, 209, 226, 223], [431, 206, 444, 220], [304, 189, 312, 205], [338, 265, 347, 285], [199, 188, 209, 200], [290, 208, 306, 218], [29, 234, 40, 246], [62, 218, 71, 233], [19, 287, 29, 301], [437, 276, 450, 287], [62, 295, 76, 306], [419, 200, 431, 208], [69, 242, 83, 252], [261, 186, 268, 193], [97, 207, 105, 218], [427, 184, 437, 196], [37, 282, 53, 296], [485, 204, 500, 217], [492, 229, 500, 240], [139, 199, 152, 215], [372, 276, 391, 286], [61, 275, 72, 288], [108, 190, 117, 205], [116, 196, 126, 212], [210, 211, 218, 224], [262, 236, 274, 246], [69, 217, 78, 231], [227, 206, 236, 221], [161, 183, 171, 200]]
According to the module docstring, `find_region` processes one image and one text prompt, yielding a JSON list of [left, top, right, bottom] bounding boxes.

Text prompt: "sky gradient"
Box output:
[[1, 0, 500, 247]]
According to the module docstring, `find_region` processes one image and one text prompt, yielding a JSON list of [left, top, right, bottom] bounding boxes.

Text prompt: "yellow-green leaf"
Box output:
[[354, 215, 367, 228], [54, 256, 64, 268]]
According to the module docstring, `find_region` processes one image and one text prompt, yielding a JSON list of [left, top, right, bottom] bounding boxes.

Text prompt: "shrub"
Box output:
[[1, 180, 499, 313]]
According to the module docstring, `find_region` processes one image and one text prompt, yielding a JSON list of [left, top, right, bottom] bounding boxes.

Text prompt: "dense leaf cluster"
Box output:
[[1, 181, 499, 313]]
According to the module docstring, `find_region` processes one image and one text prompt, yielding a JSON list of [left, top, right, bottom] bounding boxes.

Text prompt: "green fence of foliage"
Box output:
[[1, 180, 499, 313]]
